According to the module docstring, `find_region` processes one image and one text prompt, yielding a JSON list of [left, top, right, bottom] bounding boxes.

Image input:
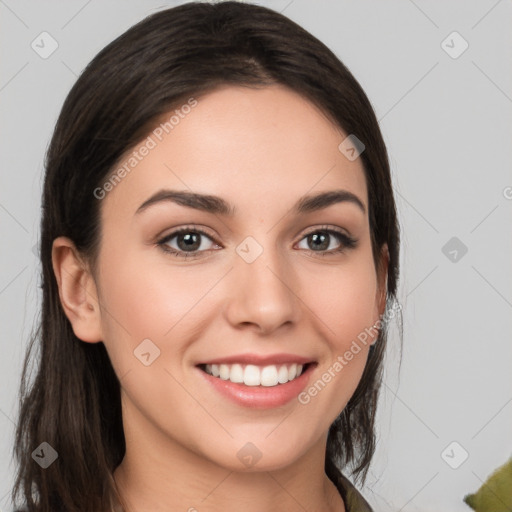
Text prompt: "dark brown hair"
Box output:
[[12, 2, 401, 511]]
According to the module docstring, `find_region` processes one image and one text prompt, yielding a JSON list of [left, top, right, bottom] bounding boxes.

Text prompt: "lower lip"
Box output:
[[196, 364, 316, 409]]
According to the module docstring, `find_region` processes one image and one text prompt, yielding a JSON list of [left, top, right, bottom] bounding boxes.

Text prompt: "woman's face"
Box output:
[[88, 84, 387, 472]]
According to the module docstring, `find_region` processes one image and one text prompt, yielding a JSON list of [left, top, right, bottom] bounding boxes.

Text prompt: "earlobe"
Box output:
[[51, 236, 103, 343]]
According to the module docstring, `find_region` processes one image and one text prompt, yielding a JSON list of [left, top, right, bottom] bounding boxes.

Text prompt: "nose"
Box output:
[[224, 241, 301, 335]]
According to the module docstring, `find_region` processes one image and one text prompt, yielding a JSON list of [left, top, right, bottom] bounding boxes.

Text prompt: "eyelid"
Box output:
[[157, 223, 352, 244], [156, 224, 220, 243], [300, 224, 352, 239]]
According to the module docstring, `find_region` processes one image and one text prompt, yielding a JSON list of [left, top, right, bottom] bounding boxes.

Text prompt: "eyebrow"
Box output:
[[135, 188, 366, 217]]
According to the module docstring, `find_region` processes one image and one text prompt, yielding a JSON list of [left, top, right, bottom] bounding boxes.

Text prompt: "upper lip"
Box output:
[[197, 353, 316, 366]]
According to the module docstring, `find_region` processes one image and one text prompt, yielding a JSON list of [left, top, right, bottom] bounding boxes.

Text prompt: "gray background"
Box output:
[[1, 1, 511, 511]]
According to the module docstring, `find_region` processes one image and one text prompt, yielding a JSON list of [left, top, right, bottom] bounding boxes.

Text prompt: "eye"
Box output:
[[156, 225, 358, 259], [157, 226, 220, 259], [296, 226, 358, 256]]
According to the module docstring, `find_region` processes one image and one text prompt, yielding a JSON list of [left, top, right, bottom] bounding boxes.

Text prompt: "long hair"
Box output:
[[12, 2, 401, 511]]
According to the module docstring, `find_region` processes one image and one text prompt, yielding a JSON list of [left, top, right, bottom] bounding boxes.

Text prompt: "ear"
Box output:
[[51, 236, 103, 343], [376, 243, 389, 317], [371, 244, 389, 345]]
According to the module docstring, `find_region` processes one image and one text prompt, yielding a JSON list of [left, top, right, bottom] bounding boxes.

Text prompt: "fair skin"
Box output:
[[52, 84, 388, 512]]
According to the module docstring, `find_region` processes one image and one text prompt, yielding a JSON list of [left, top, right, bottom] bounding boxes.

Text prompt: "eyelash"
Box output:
[[156, 224, 358, 259]]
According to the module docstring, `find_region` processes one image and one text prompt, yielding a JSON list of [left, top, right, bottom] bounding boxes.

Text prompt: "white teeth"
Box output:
[[260, 365, 278, 386], [277, 364, 289, 383], [244, 365, 261, 386], [203, 362, 307, 387], [230, 363, 244, 383], [219, 364, 230, 380], [289, 363, 297, 380]]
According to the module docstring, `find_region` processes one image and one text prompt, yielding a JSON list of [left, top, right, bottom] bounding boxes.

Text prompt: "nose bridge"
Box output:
[[226, 233, 300, 332]]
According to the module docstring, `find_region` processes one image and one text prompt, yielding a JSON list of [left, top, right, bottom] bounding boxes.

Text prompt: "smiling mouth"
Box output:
[[197, 362, 315, 387]]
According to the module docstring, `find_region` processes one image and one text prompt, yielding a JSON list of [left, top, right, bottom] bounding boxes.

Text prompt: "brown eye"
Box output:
[[297, 228, 357, 256], [175, 232, 202, 252], [157, 228, 219, 258]]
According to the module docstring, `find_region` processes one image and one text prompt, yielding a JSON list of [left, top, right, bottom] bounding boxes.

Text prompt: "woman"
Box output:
[[12, 2, 401, 511]]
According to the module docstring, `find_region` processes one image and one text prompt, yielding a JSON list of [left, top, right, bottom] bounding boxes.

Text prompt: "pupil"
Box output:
[[311, 232, 328, 251], [179, 233, 200, 251]]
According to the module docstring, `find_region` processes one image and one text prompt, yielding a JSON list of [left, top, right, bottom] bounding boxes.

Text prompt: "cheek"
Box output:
[[98, 248, 204, 333], [303, 259, 378, 344], [96, 247, 225, 373], [292, 258, 378, 412]]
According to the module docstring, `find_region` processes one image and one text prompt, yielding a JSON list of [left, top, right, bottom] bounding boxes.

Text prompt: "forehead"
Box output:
[[101, 84, 368, 221]]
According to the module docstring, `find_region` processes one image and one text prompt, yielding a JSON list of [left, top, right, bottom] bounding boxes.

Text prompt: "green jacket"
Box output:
[[14, 467, 375, 512], [329, 464, 374, 511]]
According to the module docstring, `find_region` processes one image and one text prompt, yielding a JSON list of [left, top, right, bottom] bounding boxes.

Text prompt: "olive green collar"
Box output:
[[330, 467, 374, 511]]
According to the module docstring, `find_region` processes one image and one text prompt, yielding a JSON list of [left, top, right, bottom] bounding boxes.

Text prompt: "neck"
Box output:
[[112, 408, 345, 512], [113, 463, 344, 512]]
